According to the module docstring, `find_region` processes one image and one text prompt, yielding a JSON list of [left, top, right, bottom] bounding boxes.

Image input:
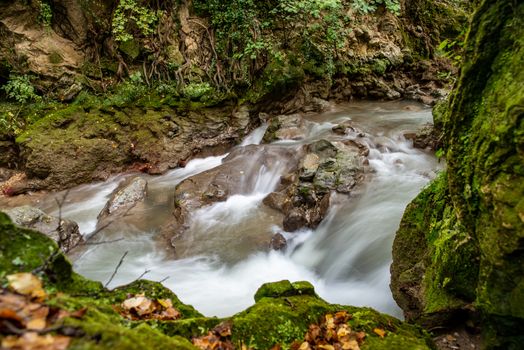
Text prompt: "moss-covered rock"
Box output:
[[13, 94, 255, 190], [391, 0, 524, 347], [232, 280, 433, 350]]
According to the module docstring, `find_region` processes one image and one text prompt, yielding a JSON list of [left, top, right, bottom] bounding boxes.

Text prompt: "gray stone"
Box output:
[[4, 205, 83, 252], [98, 176, 147, 220]]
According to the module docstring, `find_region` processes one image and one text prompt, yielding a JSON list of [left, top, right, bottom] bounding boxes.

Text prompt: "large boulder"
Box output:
[[3, 205, 83, 252]]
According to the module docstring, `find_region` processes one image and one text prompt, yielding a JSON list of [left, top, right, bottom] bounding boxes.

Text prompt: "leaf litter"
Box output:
[[1, 273, 87, 350]]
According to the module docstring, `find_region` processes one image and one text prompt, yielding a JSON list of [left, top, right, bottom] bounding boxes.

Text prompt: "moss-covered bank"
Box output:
[[1, 212, 434, 349], [391, 0, 523, 348]]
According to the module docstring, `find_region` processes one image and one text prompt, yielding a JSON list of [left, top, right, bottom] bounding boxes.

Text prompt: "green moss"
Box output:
[[371, 58, 389, 75], [49, 51, 63, 64], [232, 281, 432, 350], [392, 0, 524, 346]]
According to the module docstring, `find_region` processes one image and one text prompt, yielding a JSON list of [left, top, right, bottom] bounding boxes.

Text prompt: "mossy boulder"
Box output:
[[391, 0, 524, 347], [232, 280, 433, 350], [14, 95, 255, 190]]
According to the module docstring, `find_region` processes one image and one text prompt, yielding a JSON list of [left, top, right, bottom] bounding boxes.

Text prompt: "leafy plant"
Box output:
[[182, 82, 213, 101], [112, 0, 162, 42], [351, 0, 401, 15], [2, 75, 41, 104], [108, 71, 147, 105], [38, 1, 53, 27]]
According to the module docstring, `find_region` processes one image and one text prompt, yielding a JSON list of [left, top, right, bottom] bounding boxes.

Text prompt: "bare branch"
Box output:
[[105, 251, 129, 288], [158, 276, 170, 283]]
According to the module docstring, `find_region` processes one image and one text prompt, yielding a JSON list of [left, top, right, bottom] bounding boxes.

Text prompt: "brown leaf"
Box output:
[[334, 311, 350, 324], [158, 307, 181, 320], [6, 274, 46, 300], [373, 328, 386, 338], [213, 321, 232, 337], [355, 332, 366, 343], [26, 318, 47, 331], [70, 307, 88, 319], [341, 339, 360, 350], [2, 332, 70, 350]]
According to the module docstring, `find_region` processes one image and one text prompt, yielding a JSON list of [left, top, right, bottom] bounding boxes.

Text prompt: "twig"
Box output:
[[79, 238, 125, 246], [105, 251, 128, 288], [54, 189, 71, 249], [136, 269, 151, 281], [158, 276, 170, 283], [87, 206, 135, 240]]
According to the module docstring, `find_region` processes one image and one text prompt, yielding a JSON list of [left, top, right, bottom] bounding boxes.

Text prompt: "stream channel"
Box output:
[[4, 101, 443, 319]]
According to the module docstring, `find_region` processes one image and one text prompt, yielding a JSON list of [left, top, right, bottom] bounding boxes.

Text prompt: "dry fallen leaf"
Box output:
[[2, 332, 70, 350], [117, 295, 181, 321], [293, 311, 366, 350], [373, 328, 386, 338], [6, 273, 46, 300]]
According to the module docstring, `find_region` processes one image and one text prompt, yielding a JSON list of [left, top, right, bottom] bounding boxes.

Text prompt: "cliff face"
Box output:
[[391, 0, 523, 347], [0, 0, 468, 104]]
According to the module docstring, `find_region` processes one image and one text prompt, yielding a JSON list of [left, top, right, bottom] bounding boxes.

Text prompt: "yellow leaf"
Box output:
[[157, 298, 173, 308], [298, 341, 311, 350], [373, 328, 386, 338], [26, 318, 47, 330], [319, 345, 335, 350], [337, 324, 351, 337], [6, 273, 46, 299], [341, 339, 360, 350]]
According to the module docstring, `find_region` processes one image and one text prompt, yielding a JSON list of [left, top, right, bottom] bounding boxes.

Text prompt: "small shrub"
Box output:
[[2, 75, 41, 104], [38, 1, 53, 27]]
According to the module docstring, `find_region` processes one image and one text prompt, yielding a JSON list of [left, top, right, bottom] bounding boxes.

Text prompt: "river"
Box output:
[[1, 101, 443, 319]]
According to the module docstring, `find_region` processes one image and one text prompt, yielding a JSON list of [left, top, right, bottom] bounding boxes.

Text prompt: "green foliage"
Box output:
[[182, 82, 213, 101], [2, 75, 40, 104], [108, 71, 147, 105], [437, 37, 464, 65], [112, 0, 162, 42], [37, 1, 53, 27], [194, 0, 350, 88], [351, 0, 401, 15]]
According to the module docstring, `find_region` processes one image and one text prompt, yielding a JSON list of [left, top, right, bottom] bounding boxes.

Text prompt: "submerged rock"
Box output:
[[164, 144, 302, 247], [3, 205, 83, 252], [403, 123, 442, 151], [98, 176, 148, 221]]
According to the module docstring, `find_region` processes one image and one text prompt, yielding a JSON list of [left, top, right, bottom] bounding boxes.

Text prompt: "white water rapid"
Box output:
[[5, 101, 443, 319]]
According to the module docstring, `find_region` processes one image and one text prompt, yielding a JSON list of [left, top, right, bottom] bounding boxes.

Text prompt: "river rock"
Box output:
[[404, 124, 441, 150], [264, 139, 368, 232], [98, 176, 148, 220], [263, 114, 308, 143], [3, 205, 83, 252], [269, 233, 287, 251]]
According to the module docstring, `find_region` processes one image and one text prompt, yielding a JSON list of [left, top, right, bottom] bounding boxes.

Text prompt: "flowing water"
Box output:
[[2, 101, 443, 319]]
